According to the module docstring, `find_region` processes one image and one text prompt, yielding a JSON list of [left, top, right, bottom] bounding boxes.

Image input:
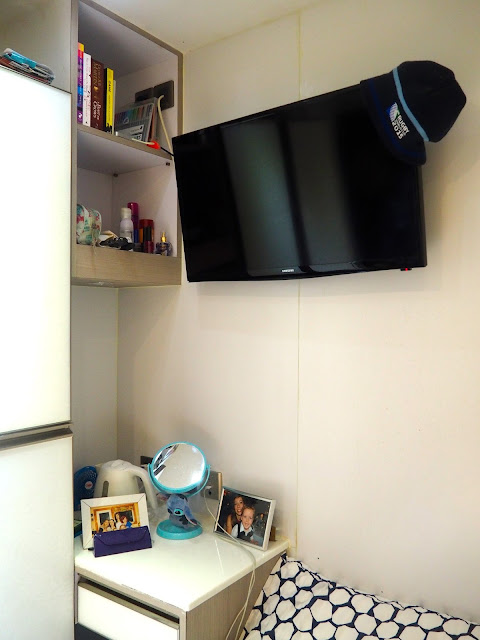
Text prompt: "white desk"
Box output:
[[75, 506, 289, 640]]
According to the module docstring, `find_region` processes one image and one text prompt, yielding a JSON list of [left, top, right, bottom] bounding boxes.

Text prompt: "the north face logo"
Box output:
[[388, 102, 410, 139]]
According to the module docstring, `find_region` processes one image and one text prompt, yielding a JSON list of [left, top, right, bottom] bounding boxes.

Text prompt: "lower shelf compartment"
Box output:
[[72, 244, 182, 287]]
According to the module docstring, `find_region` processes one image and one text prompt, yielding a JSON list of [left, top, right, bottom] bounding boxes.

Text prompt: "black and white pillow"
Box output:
[[243, 554, 480, 640]]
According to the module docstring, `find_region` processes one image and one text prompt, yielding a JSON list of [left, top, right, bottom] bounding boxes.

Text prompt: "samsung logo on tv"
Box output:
[[281, 268, 295, 273]]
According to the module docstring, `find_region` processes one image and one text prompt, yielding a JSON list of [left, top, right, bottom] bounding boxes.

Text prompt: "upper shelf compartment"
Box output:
[[77, 0, 179, 175]]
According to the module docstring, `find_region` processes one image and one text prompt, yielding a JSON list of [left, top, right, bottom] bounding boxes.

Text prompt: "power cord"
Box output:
[[157, 94, 173, 156], [203, 494, 257, 640]]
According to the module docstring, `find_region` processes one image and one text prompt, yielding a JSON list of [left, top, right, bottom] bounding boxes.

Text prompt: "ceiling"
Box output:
[[93, 0, 321, 53]]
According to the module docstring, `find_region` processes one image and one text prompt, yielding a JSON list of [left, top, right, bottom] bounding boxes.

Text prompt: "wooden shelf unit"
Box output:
[[73, 244, 181, 287], [72, 0, 183, 287]]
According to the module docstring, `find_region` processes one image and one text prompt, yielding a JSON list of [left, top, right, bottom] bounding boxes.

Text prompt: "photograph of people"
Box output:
[[252, 511, 266, 546], [120, 514, 132, 528], [84, 498, 148, 550], [97, 512, 113, 532], [225, 495, 244, 534], [103, 518, 115, 531], [96, 509, 135, 534], [214, 487, 275, 550], [231, 504, 256, 542]]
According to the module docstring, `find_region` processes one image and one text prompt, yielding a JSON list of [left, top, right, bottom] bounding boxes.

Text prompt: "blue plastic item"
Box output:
[[73, 466, 97, 510], [157, 519, 202, 540]]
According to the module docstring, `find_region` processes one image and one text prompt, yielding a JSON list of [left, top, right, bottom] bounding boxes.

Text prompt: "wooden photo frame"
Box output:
[[80, 493, 149, 549], [214, 486, 275, 551]]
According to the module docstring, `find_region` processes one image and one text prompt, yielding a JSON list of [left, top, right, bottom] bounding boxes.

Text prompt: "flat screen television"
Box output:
[[172, 84, 426, 282]]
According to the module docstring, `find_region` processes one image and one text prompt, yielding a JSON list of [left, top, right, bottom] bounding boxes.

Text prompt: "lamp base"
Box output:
[[156, 519, 203, 540]]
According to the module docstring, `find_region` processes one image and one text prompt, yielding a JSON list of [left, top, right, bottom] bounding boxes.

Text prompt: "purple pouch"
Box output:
[[93, 526, 152, 558]]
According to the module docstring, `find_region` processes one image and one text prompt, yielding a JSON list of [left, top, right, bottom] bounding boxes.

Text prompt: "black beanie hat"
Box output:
[[360, 61, 466, 165]]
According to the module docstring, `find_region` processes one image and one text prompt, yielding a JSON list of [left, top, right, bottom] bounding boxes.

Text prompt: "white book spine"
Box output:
[[82, 52, 91, 126]]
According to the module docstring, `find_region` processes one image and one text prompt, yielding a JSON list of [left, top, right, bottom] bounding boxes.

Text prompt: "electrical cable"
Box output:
[[203, 493, 257, 640], [157, 94, 173, 155]]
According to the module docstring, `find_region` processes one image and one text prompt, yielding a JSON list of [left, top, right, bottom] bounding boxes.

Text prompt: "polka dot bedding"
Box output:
[[243, 555, 480, 640]]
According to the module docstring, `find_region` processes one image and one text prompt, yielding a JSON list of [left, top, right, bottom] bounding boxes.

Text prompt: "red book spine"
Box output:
[[90, 59, 105, 130]]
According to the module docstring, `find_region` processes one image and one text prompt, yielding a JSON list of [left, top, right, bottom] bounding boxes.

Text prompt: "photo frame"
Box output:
[[214, 486, 276, 551], [80, 493, 149, 549]]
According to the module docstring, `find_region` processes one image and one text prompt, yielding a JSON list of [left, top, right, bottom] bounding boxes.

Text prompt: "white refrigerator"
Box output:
[[0, 66, 74, 639]]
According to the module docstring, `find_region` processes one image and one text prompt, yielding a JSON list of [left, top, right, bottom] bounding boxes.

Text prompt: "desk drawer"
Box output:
[[78, 582, 179, 640]]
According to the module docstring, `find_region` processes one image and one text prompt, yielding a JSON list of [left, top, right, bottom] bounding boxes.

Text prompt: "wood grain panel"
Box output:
[[73, 244, 181, 287], [184, 555, 280, 640]]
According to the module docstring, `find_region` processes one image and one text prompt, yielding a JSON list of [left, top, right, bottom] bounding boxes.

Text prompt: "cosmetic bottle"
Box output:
[[119, 207, 133, 240], [127, 202, 139, 242], [155, 231, 172, 256], [141, 219, 155, 252]]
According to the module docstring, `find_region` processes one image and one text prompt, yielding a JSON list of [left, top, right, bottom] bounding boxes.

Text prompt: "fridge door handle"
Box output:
[[0, 424, 72, 451]]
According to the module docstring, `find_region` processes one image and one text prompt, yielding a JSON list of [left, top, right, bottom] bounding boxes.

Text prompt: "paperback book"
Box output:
[[82, 52, 91, 126], [104, 67, 114, 133], [90, 58, 104, 129], [77, 43, 84, 123]]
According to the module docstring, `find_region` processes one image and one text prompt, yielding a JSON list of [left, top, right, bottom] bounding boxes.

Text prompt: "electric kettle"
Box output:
[[94, 459, 158, 509]]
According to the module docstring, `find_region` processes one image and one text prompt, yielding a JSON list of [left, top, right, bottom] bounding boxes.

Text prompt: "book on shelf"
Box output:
[[77, 44, 84, 123], [90, 59, 104, 130], [76, 45, 115, 134], [114, 98, 155, 143], [112, 80, 116, 133], [104, 67, 114, 133], [82, 52, 91, 126]]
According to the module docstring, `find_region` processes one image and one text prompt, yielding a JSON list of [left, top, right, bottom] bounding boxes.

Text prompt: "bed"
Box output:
[[243, 554, 480, 640]]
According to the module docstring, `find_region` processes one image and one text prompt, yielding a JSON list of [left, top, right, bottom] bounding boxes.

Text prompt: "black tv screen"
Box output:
[[172, 84, 426, 282]]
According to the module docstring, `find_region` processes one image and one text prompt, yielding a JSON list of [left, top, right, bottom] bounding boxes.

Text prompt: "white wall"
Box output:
[[71, 286, 118, 471], [114, 0, 480, 622]]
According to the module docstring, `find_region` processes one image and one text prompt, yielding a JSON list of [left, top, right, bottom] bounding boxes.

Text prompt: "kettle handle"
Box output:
[[131, 465, 158, 510]]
